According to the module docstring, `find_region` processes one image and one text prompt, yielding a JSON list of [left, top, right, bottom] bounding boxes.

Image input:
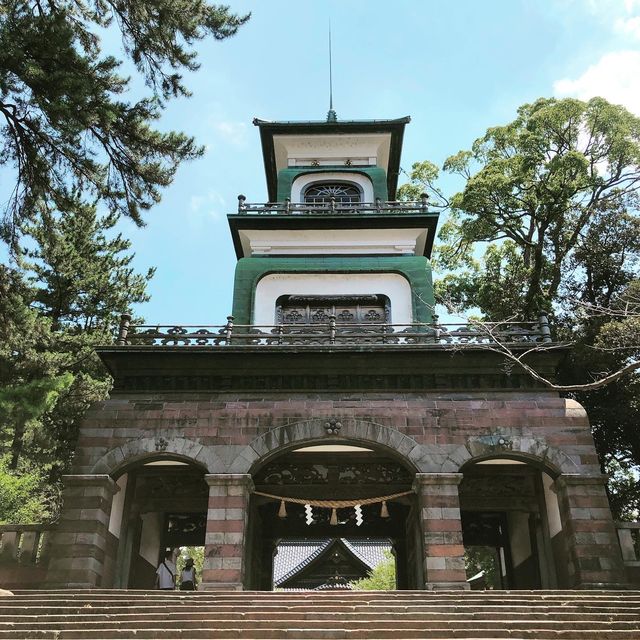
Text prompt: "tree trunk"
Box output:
[[9, 419, 25, 470]]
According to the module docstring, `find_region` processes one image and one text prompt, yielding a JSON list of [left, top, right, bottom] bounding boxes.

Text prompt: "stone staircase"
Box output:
[[1, 590, 640, 639]]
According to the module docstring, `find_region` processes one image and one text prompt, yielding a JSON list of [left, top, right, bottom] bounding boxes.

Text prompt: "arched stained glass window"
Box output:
[[303, 182, 363, 205]]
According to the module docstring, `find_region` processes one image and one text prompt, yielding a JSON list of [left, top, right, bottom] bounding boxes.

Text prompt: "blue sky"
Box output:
[[111, 0, 640, 324]]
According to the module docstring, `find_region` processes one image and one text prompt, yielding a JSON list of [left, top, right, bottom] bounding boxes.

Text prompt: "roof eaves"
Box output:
[[274, 539, 332, 586], [253, 116, 411, 201]]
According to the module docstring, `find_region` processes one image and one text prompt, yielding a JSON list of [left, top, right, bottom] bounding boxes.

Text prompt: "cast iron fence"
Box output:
[[115, 314, 553, 348]]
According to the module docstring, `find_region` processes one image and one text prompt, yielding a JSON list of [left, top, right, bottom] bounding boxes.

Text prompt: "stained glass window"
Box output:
[[303, 182, 362, 205]]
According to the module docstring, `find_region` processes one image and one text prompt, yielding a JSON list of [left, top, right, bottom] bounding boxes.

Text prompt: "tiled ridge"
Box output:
[[1, 590, 639, 639]]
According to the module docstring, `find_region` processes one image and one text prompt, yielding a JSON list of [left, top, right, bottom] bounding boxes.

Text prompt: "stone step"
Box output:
[[2, 604, 640, 614], [8, 591, 640, 602], [3, 610, 640, 623], [5, 590, 640, 606], [1, 628, 640, 639], [2, 590, 638, 640], [9, 590, 640, 598], [1, 618, 640, 631]]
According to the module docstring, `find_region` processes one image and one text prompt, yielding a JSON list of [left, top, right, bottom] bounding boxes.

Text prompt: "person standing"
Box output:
[[179, 557, 197, 591], [155, 549, 176, 590]]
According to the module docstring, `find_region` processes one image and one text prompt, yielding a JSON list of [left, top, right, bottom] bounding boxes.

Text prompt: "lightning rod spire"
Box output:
[[327, 24, 337, 122]]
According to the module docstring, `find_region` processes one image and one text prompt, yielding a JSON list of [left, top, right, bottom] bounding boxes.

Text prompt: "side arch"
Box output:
[[228, 418, 427, 473], [440, 432, 581, 476], [90, 437, 224, 476]]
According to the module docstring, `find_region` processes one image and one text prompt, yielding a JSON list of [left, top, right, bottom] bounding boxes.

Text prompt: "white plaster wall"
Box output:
[[108, 473, 128, 538], [253, 273, 413, 325], [139, 512, 164, 566], [543, 472, 563, 537], [508, 511, 533, 568], [239, 228, 427, 257], [290, 172, 374, 203], [273, 133, 390, 175]]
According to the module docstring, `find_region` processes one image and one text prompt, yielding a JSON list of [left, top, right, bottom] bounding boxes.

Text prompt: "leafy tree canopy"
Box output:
[[0, 0, 249, 242], [401, 97, 640, 318], [401, 97, 640, 518], [0, 0, 248, 524]]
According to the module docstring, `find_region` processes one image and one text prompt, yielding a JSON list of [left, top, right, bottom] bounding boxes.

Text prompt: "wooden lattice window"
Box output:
[[276, 295, 390, 325]]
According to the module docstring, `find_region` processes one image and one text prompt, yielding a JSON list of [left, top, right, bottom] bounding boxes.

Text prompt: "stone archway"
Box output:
[[88, 442, 214, 589], [441, 433, 581, 476], [229, 418, 425, 474], [90, 436, 223, 476], [451, 437, 582, 591], [243, 433, 420, 591]]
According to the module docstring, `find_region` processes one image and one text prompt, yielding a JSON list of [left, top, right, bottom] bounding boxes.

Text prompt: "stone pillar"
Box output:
[[414, 472, 469, 590], [46, 474, 118, 588], [202, 473, 253, 590], [554, 473, 627, 588]]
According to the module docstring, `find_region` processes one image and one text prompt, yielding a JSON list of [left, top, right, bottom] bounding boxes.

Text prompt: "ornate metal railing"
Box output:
[[233, 195, 433, 215], [115, 314, 553, 347], [0, 524, 53, 565]]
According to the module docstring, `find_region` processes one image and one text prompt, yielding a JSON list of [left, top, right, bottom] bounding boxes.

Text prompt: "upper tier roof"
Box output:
[[253, 117, 411, 201]]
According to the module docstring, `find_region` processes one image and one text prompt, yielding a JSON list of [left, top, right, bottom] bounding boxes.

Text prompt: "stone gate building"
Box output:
[[42, 114, 627, 591]]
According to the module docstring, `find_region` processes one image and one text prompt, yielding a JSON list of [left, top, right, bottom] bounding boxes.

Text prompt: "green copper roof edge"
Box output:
[[226, 211, 441, 261], [276, 166, 388, 201], [231, 256, 435, 326]]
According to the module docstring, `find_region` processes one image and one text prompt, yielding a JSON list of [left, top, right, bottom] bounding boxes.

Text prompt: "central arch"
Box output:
[[233, 420, 425, 591], [229, 418, 425, 474]]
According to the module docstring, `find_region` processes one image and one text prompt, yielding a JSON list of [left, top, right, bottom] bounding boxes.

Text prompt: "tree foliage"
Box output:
[[350, 551, 396, 590], [0, 0, 249, 241], [0, 457, 58, 524], [402, 97, 640, 317], [0, 207, 153, 517], [0, 1, 248, 523], [402, 97, 640, 517]]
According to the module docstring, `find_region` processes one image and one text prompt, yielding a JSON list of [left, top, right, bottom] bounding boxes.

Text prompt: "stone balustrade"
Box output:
[[0, 524, 53, 565]]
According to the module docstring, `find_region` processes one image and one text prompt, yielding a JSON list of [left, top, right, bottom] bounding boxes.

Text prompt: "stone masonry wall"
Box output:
[[74, 391, 599, 478], [52, 389, 627, 589]]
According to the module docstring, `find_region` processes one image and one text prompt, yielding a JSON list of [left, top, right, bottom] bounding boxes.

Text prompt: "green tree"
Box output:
[[0, 0, 249, 241], [0, 0, 248, 523], [464, 547, 500, 589], [402, 97, 640, 317], [350, 551, 396, 590], [0, 372, 73, 469], [0, 205, 154, 519], [401, 97, 640, 517], [0, 457, 58, 524]]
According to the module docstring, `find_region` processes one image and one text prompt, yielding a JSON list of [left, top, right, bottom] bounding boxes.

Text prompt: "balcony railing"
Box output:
[[115, 314, 553, 348], [234, 195, 433, 215]]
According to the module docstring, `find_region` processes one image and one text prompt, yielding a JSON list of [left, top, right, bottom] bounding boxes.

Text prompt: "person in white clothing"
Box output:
[[155, 549, 176, 590]]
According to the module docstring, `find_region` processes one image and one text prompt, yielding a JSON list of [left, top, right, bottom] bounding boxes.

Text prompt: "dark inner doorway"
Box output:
[[115, 462, 207, 588], [246, 445, 417, 590]]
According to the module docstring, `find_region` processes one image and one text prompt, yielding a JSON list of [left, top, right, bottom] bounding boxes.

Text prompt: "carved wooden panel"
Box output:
[[276, 295, 390, 325], [254, 458, 413, 488]]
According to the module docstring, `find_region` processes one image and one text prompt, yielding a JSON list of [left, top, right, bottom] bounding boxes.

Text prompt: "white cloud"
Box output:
[[213, 121, 248, 147], [615, 15, 640, 37], [625, 0, 640, 13], [188, 190, 226, 222], [553, 50, 640, 114], [190, 195, 205, 212]]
